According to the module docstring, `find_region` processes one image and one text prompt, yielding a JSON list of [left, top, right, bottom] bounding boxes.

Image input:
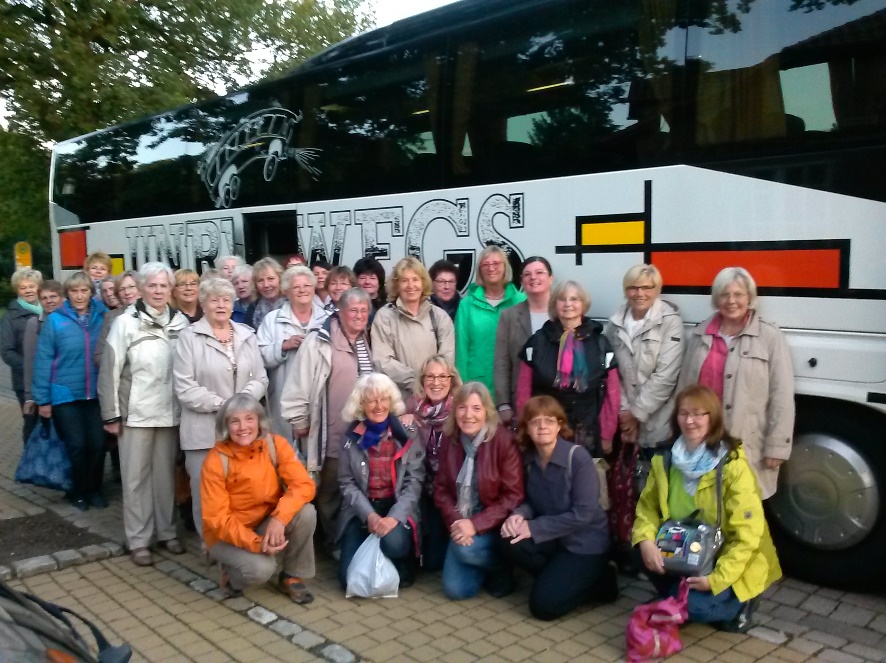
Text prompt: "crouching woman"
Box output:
[[632, 385, 781, 632], [338, 373, 425, 590], [500, 396, 617, 620], [201, 394, 318, 604]]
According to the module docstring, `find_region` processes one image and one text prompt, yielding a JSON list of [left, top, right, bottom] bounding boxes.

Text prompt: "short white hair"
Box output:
[[282, 265, 316, 294], [341, 373, 405, 422], [711, 267, 757, 309], [215, 394, 272, 441], [217, 255, 244, 268], [139, 262, 175, 287], [198, 277, 236, 304]]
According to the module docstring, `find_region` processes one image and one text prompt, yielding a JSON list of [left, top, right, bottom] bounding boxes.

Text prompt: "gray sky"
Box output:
[[374, 0, 458, 27]]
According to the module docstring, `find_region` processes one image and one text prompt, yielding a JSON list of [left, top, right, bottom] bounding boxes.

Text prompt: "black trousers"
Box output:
[[16, 391, 37, 445], [501, 537, 613, 621], [52, 400, 105, 501]]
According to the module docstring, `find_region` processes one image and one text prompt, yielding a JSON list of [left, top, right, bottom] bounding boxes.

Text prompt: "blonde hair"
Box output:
[[83, 251, 112, 270], [444, 382, 500, 439], [476, 245, 513, 286], [11, 267, 43, 290], [64, 271, 95, 296], [622, 264, 663, 295], [548, 280, 591, 320], [341, 373, 406, 422], [252, 257, 284, 282], [413, 355, 463, 399], [386, 257, 432, 303]]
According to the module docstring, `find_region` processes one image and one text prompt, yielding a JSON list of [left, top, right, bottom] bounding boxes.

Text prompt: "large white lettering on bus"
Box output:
[[125, 218, 234, 271], [297, 192, 525, 275]]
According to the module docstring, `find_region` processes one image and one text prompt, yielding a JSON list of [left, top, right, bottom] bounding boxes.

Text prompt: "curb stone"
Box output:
[[6, 543, 125, 579], [152, 552, 364, 662]]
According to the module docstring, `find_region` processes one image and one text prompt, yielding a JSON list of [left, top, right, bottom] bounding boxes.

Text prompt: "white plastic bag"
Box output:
[[345, 534, 400, 598]]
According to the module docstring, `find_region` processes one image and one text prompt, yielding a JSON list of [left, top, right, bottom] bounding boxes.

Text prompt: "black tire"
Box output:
[[766, 397, 886, 591]]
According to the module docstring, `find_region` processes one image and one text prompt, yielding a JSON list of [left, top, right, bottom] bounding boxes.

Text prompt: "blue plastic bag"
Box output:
[[15, 417, 72, 493]]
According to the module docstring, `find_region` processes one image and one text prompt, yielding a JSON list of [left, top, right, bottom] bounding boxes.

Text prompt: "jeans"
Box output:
[[338, 503, 415, 590], [502, 537, 615, 620], [421, 494, 448, 572], [442, 532, 503, 600], [645, 571, 743, 623], [52, 400, 105, 501]]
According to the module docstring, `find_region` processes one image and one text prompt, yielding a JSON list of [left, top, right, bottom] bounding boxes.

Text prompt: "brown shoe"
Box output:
[[131, 547, 153, 566], [218, 565, 243, 599], [278, 575, 314, 605], [161, 539, 185, 555]]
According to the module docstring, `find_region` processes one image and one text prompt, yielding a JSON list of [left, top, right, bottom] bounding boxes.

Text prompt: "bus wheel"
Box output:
[[766, 398, 885, 590]]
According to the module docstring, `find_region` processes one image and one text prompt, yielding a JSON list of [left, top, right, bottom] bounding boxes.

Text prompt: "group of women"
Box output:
[[1, 246, 790, 627]]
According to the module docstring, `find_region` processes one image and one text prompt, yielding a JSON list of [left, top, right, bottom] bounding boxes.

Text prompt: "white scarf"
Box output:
[[456, 426, 489, 518]]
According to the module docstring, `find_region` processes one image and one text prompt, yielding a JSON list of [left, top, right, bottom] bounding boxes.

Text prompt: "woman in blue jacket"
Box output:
[[32, 271, 106, 511]]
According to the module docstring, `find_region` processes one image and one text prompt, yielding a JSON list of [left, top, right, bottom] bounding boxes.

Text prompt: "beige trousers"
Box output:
[[208, 504, 317, 590], [184, 449, 210, 540], [119, 426, 178, 550]]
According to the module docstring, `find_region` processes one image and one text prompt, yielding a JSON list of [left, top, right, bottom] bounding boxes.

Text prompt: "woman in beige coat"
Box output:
[[605, 264, 684, 447], [678, 267, 794, 499], [174, 278, 268, 539]]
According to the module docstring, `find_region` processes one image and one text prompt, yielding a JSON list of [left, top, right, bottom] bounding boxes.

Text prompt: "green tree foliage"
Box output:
[[0, 0, 373, 295]]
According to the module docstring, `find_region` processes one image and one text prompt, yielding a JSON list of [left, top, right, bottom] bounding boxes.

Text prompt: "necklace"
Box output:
[[212, 322, 233, 343]]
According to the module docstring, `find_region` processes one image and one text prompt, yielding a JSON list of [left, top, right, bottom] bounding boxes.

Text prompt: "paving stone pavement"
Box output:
[[1, 389, 885, 662]]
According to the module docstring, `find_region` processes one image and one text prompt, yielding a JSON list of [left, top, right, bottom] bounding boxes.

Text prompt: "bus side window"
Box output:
[[686, 1, 886, 202], [449, 0, 685, 187]]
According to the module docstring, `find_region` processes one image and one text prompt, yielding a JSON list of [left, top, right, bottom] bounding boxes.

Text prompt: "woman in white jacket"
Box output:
[[605, 264, 685, 448], [257, 265, 329, 444], [173, 278, 268, 540], [98, 262, 189, 566]]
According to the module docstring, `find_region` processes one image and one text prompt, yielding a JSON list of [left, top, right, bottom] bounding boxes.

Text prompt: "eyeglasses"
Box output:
[[178, 282, 198, 289], [521, 270, 549, 279], [425, 374, 451, 383], [626, 285, 655, 293], [363, 396, 392, 408], [434, 278, 457, 287], [528, 416, 559, 428], [118, 285, 138, 293], [480, 261, 504, 270], [290, 285, 314, 292], [677, 410, 709, 421]]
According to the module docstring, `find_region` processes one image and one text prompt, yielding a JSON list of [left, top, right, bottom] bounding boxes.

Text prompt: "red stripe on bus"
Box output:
[[651, 249, 842, 289], [59, 230, 88, 270]]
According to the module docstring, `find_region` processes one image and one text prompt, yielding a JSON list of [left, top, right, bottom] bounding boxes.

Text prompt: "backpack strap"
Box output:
[[661, 448, 729, 526], [218, 435, 278, 480], [565, 443, 578, 494]]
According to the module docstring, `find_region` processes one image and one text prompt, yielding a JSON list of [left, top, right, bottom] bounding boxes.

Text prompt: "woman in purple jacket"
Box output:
[[500, 396, 617, 620]]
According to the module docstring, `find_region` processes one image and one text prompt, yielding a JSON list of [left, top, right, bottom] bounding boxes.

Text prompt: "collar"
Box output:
[[528, 437, 572, 469]]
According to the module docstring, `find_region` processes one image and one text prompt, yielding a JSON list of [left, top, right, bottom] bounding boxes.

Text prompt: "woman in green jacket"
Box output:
[[632, 385, 781, 633], [455, 246, 525, 394]]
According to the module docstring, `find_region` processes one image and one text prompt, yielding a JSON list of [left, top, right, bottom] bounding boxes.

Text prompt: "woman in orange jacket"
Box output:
[[201, 394, 317, 603]]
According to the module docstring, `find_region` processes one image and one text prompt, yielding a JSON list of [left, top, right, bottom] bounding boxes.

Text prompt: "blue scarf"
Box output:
[[670, 436, 727, 496], [359, 417, 392, 450]]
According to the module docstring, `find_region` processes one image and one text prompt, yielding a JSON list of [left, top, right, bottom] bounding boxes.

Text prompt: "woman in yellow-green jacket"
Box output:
[[632, 385, 781, 633]]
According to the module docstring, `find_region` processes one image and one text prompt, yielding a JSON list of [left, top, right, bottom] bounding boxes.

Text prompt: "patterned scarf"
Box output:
[[359, 416, 392, 451], [252, 295, 284, 330], [456, 426, 488, 518], [670, 435, 728, 496], [416, 396, 452, 431], [553, 329, 589, 392]]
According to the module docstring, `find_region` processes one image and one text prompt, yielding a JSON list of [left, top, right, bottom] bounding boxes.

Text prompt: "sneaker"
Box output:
[[160, 539, 185, 555], [71, 498, 88, 512], [88, 494, 108, 509], [130, 547, 153, 566], [278, 574, 314, 605]]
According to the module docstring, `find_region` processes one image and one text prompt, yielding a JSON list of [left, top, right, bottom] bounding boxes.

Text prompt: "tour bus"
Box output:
[[48, 0, 886, 589]]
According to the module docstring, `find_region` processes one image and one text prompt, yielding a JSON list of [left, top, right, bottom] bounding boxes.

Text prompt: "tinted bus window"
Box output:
[[294, 40, 445, 201], [449, 0, 686, 186], [686, 0, 886, 202]]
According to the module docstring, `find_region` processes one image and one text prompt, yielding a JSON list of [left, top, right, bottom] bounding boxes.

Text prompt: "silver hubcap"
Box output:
[[768, 433, 879, 550]]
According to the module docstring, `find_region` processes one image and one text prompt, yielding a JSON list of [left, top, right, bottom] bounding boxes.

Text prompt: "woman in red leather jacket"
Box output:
[[434, 382, 524, 599]]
